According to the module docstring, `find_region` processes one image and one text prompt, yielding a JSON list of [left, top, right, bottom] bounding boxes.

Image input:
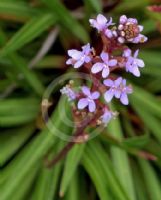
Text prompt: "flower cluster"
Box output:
[[61, 14, 147, 127]]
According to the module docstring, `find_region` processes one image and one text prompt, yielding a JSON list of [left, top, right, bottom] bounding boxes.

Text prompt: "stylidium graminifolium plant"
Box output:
[[60, 14, 147, 127]]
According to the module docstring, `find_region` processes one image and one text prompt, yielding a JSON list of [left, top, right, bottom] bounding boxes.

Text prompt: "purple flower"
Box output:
[[103, 77, 133, 105], [91, 51, 117, 78], [117, 15, 148, 44], [123, 49, 144, 77], [66, 43, 92, 68], [100, 108, 117, 126], [77, 86, 100, 112], [89, 14, 113, 32], [60, 86, 76, 101]]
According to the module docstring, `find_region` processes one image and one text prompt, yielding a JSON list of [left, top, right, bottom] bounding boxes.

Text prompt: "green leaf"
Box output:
[[84, 0, 102, 13], [59, 143, 85, 197], [131, 85, 161, 119], [130, 99, 161, 143], [82, 148, 111, 200], [108, 109, 136, 200], [30, 143, 63, 200], [0, 98, 40, 126], [0, 1, 39, 21], [122, 134, 150, 149], [11, 166, 39, 200], [0, 123, 35, 166], [35, 55, 65, 68], [0, 14, 56, 56], [65, 173, 80, 200], [41, 0, 89, 43], [83, 141, 131, 200], [139, 159, 161, 200], [0, 98, 72, 200]]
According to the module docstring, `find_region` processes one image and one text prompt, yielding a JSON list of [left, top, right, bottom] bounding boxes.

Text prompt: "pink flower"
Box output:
[[89, 14, 113, 32], [123, 49, 144, 77], [104, 77, 133, 105], [118, 15, 148, 44], [66, 43, 92, 68], [77, 86, 100, 112], [91, 52, 117, 78]]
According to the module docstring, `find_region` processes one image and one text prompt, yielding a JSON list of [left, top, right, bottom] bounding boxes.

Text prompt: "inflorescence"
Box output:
[[60, 14, 147, 127]]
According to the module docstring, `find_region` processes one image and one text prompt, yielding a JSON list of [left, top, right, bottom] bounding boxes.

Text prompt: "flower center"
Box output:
[[120, 23, 140, 39]]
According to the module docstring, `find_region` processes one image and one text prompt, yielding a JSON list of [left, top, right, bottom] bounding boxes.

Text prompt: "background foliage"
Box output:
[[0, 0, 161, 200]]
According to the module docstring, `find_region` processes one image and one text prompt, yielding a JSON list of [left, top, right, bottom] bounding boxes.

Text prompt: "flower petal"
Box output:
[[102, 67, 109, 78], [68, 50, 82, 60], [66, 58, 72, 65], [134, 49, 139, 58], [84, 56, 91, 63], [103, 79, 113, 87], [82, 43, 91, 54], [114, 90, 121, 98], [100, 51, 109, 62], [136, 58, 144, 68], [120, 93, 129, 105], [119, 15, 127, 24], [123, 49, 131, 57], [91, 63, 103, 73], [132, 66, 140, 77], [109, 59, 117, 66], [78, 98, 88, 109], [74, 60, 84, 68], [138, 25, 143, 32], [114, 77, 122, 86], [91, 91, 100, 99], [104, 89, 114, 102], [97, 14, 107, 25], [82, 86, 90, 96], [88, 101, 96, 112]]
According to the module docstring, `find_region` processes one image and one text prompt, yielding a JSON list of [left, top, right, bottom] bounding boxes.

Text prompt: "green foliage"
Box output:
[[0, 0, 161, 200]]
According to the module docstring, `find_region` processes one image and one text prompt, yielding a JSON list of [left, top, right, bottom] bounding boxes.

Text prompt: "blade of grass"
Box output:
[[0, 97, 73, 200], [107, 104, 136, 200], [131, 85, 161, 119], [65, 173, 80, 200], [0, 13, 56, 56], [0, 123, 35, 166], [0, 1, 40, 21], [59, 143, 85, 197], [84, 0, 102, 13], [0, 30, 45, 95], [30, 143, 64, 200], [139, 159, 161, 200], [41, 0, 89, 43], [130, 99, 161, 143], [83, 141, 131, 200]]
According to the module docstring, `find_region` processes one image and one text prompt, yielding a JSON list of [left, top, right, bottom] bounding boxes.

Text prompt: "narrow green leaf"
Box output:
[[131, 161, 149, 200], [0, 1, 39, 21], [130, 99, 161, 143], [131, 85, 161, 119], [30, 143, 63, 200], [82, 149, 111, 200], [35, 55, 65, 68], [0, 14, 56, 56], [65, 173, 80, 200], [0, 98, 72, 200], [59, 143, 85, 197], [108, 105, 136, 200], [122, 134, 150, 149], [139, 159, 161, 200], [84, 0, 102, 13], [11, 166, 39, 200], [41, 0, 89, 43], [83, 141, 131, 200], [0, 123, 35, 166]]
